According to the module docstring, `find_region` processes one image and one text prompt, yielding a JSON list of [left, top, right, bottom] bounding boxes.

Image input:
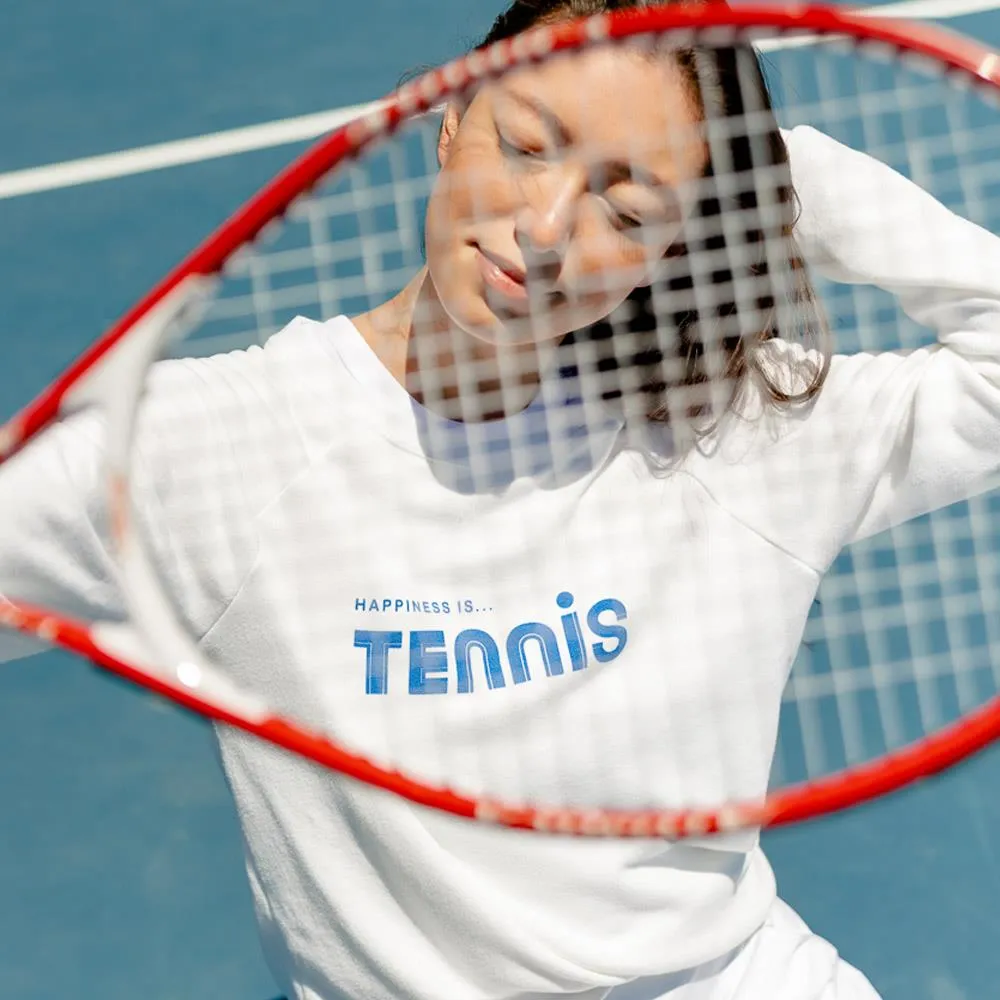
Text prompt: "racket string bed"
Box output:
[[2, 4, 1000, 837]]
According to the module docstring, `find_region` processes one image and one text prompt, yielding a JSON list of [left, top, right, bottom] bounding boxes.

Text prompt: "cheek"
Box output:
[[428, 146, 519, 242], [423, 174, 476, 306], [424, 184, 454, 268], [572, 230, 651, 302], [571, 208, 680, 306]]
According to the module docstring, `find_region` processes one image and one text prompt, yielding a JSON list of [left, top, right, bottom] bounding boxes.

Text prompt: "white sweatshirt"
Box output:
[[2, 126, 1000, 1000]]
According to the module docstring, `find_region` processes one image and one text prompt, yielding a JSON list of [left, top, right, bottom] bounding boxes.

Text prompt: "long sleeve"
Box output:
[[0, 349, 275, 664], [793, 125, 1000, 539], [688, 125, 1000, 571], [0, 413, 123, 661]]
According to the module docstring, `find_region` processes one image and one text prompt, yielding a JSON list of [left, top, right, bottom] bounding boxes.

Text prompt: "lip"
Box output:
[[474, 244, 528, 303]]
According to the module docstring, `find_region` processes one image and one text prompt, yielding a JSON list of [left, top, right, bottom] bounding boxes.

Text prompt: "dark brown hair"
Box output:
[[479, 0, 829, 429]]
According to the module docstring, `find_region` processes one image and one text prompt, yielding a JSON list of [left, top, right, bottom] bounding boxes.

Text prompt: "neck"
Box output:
[[353, 269, 557, 422]]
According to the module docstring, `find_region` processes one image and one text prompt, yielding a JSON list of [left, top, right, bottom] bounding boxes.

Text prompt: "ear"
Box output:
[[437, 103, 462, 168]]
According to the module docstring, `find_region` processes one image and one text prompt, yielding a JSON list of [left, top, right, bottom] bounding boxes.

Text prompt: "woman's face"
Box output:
[[424, 44, 709, 347]]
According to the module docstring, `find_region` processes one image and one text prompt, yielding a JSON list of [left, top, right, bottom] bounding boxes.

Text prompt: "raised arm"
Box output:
[[792, 124, 1000, 541], [689, 125, 1000, 570]]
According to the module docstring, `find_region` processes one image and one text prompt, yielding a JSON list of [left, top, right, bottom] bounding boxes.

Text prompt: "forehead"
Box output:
[[485, 44, 705, 178]]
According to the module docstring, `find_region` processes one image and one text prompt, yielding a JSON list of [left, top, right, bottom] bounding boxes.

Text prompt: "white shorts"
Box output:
[[603, 898, 882, 1000]]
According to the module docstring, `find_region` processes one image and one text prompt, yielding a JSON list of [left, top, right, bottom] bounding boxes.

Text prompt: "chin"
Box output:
[[434, 290, 545, 348], [483, 308, 575, 348], [457, 313, 533, 348]]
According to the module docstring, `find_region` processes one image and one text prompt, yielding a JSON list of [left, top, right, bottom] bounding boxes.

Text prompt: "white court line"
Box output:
[[0, 105, 380, 202], [0, 0, 996, 202]]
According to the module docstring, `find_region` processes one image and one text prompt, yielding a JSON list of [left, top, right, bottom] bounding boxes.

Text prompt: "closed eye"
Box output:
[[615, 212, 643, 230], [499, 133, 547, 162], [605, 190, 681, 240]]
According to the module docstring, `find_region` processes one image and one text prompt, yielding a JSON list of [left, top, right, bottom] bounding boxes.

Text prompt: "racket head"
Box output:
[[3, 3, 1000, 837]]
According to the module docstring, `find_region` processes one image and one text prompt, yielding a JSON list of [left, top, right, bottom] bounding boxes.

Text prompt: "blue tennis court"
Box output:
[[2, 2, 1000, 997]]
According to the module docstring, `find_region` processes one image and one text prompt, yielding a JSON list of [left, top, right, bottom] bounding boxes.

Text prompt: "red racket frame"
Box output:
[[2, 3, 999, 836]]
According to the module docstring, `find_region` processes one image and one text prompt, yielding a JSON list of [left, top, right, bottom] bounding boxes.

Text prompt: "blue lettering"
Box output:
[[354, 630, 403, 694], [358, 599, 626, 697], [507, 622, 564, 683], [454, 629, 506, 693], [587, 599, 628, 663], [409, 630, 448, 695], [556, 592, 588, 672]]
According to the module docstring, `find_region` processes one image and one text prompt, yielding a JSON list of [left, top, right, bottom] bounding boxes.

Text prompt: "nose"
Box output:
[[513, 165, 586, 257]]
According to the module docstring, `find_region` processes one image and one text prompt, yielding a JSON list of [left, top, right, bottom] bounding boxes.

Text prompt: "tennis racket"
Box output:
[[3, 3, 1000, 837]]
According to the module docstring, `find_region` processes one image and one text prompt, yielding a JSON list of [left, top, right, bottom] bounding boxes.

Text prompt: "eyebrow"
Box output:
[[501, 87, 675, 192], [503, 88, 573, 146]]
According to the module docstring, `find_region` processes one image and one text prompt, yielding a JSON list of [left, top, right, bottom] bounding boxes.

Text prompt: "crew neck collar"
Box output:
[[318, 315, 628, 492]]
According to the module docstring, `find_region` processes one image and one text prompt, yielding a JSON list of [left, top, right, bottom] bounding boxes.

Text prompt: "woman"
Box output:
[[3, 1, 1000, 998]]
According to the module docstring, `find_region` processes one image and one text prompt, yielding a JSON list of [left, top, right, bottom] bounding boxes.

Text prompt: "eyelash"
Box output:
[[613, 211, 643, 231], [498, 133, 545, 162], [602, 198, 644, 235]]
